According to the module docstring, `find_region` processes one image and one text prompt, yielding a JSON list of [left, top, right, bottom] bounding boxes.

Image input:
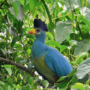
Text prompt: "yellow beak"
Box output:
[[29, 29, 36, 34]]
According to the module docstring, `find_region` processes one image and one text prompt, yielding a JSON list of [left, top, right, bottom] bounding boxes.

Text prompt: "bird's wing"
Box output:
[[44, 46, 72, 77]]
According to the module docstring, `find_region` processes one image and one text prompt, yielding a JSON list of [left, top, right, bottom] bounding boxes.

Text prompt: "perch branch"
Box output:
[[0, 57, 34, 76]]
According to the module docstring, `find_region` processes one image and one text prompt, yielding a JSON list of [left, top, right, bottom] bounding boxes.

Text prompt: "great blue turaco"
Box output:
[[29, 19, 73, 83]]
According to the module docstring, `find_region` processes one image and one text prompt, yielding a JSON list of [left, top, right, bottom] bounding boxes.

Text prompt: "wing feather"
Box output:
[[44, 46, 73, 77]]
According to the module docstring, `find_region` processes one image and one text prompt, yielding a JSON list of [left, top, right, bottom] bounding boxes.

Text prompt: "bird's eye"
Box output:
[[36, 29, 40, 32]]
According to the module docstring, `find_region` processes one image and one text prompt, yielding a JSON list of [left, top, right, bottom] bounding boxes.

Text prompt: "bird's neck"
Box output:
[[32, 33, 46, 59], [35, 33, 46, 44]]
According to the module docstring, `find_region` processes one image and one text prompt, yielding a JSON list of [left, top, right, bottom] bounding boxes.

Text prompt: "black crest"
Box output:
[[34, 19, 48, 31]]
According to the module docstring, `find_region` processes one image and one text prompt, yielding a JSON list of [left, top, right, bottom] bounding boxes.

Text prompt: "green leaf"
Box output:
[[11, 37, 18, 48], [19, 0, 24, 5], [6, 77, 13, 86], [55, 77, 71, 88], [29, 0, 34, 10], [28, 61, 34, 69], [46, 40, 60, 48], [71, 83, 84, 90], [74, 39, 90, 56], [27, 48, 31, 55], [56, 70, 76, 88], [64, 0, 80, 11], [8, 85, 12, 90], [57, 76, 67, 82], [20, 59, 27, 64], [60, 45, 67, 52], [55, 21, 72, 44], [57, 69, 76, 82], [76, 58, 90, 79], [25, 0, 30, 5], [78, 16, 90, 27], [0, 15, 2, 28], [9, 5, 25, 21], [12, 0, 20, 16], [9, 26, 16, 37], [3, 65, 12, 76], [75, 52, 89, 64], [0, 81, 5, 85], [80, 7, 90, 22], [46, 32, 53, 40], [7, 0, 12, 4], [40, 80, 49, 88], [16, 5, 25, 21]]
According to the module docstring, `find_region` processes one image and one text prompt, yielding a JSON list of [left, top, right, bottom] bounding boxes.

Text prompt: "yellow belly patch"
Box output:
[[33, 54, 59, 83]]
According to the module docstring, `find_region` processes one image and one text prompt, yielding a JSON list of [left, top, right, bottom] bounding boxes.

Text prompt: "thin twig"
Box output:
[[0, 57, 34, 76]]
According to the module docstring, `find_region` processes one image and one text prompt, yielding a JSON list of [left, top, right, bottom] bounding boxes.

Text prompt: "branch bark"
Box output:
[[0, 57, 34, 76]]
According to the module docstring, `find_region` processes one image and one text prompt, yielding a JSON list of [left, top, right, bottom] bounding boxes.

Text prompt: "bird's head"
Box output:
[[29, 19, 48, 37]]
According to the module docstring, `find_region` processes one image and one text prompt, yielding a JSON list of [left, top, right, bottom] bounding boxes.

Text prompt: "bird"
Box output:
[[29, 19, 73, 83]]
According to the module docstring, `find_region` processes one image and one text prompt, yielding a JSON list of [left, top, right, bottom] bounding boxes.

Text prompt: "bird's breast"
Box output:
[[32, 41, 45, 59], [33, 53, 59, 83]]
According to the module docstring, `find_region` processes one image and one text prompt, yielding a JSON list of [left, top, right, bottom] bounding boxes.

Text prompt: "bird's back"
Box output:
[[45, 46, 73, 77]]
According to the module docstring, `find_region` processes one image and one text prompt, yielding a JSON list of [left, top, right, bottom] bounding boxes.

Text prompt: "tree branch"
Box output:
[[0, 57, 34, 76]]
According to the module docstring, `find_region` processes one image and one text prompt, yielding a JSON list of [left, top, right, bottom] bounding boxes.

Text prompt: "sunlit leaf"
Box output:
[[57, 69, 76, 82], [46, 32, 53, 40], [8, 85, 12, 90], [74, 39, 90, 56], [71, 83, 84, 90], [27, 48, 31, 55], [46, 40, 60, 48], [12, 0, 20, 16], [3, 65, 12, 76], [78, 16, 90, 27], [80, 7, 90, 22], [29, 0, 34, 10], [56, 70, 76, 88], [0, 81, 5, 85], [76, 58, 90, 79], [55, 21, 72, 44], [75, 52, 89, 64], [0, 15, 2, 27], [64, 0, 80, 10], [60, 45, 67, 52], [9, 5, 25, 21], [29, 0, 39, 10], [40, 80, 49, 88]]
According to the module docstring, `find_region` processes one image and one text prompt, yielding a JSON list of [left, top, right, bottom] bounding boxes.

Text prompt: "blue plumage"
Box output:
[[29, 19, 73, 83]]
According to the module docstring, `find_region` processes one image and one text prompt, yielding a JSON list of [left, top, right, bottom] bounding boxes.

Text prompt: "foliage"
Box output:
[[0, 0, 90, 89]]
